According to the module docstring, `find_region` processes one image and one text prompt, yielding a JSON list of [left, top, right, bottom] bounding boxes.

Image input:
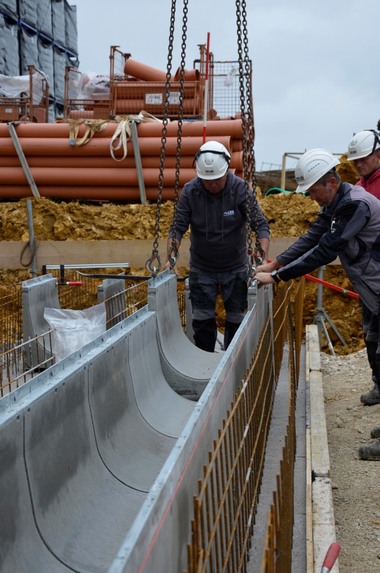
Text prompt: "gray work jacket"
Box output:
[[277, 183, 380, 315], [170, 171, 270, 272]]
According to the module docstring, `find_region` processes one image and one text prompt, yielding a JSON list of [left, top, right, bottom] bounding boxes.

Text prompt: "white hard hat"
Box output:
[[295, 148, 340, 193], [194, 140, 231, 180], [347, 130, 380, 161]]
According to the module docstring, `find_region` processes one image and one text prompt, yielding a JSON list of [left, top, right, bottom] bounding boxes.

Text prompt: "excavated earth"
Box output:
[[0, 166, 363, 355], [0, 156, 376, 572]]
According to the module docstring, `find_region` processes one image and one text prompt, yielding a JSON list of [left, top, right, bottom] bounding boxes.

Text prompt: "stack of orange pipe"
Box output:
[[0, 119, 246, 201], [68, 59, 205, 121], [117, 59, 203, 118]]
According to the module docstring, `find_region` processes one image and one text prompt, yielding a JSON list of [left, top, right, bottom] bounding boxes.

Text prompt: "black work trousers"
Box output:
[[189, 268, 248, 352]]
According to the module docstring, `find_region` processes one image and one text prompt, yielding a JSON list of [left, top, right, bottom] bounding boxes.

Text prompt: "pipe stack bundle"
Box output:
[[68, 58, 205, 121], [113, 59, 204, 118], [0, 118, 247, 202]]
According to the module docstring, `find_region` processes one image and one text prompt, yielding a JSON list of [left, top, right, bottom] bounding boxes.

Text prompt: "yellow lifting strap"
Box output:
[[110, 111, 163, 162], [64, 118, 109, 147], [58, 112, 162, 159]]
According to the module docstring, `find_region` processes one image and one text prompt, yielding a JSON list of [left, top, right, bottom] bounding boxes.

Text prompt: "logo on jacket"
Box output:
[[224, 210, 235, 217]]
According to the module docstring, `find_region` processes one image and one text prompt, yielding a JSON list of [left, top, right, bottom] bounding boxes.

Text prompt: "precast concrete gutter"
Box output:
[[0, 275, 269, 573], [107, 286, 269, 573]]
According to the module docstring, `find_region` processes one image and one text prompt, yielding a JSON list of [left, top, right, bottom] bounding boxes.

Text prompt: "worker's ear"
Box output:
[[327, 174, 339, 186]]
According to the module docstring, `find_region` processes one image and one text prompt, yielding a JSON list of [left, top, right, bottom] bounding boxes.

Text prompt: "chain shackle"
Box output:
[[145, 253, 162, 277]]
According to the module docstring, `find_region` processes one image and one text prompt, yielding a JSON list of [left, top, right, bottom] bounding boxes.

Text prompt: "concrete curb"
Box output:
[[305, 324, 340, 573]]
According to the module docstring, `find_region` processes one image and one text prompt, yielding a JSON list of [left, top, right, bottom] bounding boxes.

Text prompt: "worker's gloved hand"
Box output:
[[255, 272, 275, 286], [256, 261, 277, 273]]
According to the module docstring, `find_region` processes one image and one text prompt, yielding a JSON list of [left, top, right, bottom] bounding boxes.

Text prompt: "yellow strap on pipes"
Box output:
[[110, 112, 162, 162], [68, 119, 108, 147]]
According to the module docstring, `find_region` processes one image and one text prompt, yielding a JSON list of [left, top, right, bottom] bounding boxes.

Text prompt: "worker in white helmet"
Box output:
[[167, 140, 270, 352], [255, 148, 380, 460], [346, 127, 380, 409], [347, 128, 380, 199]]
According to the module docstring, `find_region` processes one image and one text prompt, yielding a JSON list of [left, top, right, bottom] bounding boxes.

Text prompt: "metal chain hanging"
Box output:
[[235, 0, 264, 280], [168, 0, 189, 269], [145, 0, 189, 275], [145, 0, 177, 276]]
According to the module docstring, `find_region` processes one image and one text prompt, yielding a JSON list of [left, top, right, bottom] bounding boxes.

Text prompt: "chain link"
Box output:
[[146, 0, 177, 276], [169, 0, 188, 269], [235, 0, 264, 278]]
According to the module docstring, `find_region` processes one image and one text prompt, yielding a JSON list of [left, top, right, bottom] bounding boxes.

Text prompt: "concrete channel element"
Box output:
[[22, 274, 59, 368], [0, 272, 268, 572], [147, 272, 223, 399]]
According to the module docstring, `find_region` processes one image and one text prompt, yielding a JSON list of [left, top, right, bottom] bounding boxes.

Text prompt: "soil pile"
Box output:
[[0, 156, 362, 353]]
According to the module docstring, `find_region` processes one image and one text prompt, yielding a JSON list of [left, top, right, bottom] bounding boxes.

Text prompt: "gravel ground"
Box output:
[[321, 349, 380, 572]]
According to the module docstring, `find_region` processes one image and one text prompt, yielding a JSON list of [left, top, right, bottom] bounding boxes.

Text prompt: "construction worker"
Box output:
[[347, 128, 380, 199], [254, 148, 380, 461], [346, 128, 380, 407], [346, 126, 380, 458], [166, 140, 270, 352]]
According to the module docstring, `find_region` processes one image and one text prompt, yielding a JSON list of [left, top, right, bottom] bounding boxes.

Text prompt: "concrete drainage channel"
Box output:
[[0, 274, 339, 573]]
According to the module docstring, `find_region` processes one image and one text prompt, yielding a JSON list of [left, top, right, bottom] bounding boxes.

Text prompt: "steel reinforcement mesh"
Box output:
[[185, 279, 304, 573]]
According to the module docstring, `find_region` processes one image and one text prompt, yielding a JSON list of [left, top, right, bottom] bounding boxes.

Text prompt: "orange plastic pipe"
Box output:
[[230, 151, 243, 171], [231, 139, 243, 151], [113, 81, 199, 93], [114, 99, 200, 115], [0, 119, 243, 140], [0, 135, 232, 157], [174, 67, 200, 81], [138, 119, 244, 138], [123, 58, 167, 81], [0, 155, 198, 169], [0, 167, 198, 186]]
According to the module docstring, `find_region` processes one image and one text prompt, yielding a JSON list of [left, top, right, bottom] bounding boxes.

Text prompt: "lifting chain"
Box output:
[[235, 0, 264, 280], [146, 0, 188, 276], [145, 0, 177, 276], [168, 0, 188, 270]]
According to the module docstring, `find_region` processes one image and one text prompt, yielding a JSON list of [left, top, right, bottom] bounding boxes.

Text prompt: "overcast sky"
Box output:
[[73, 0, 379, 171]]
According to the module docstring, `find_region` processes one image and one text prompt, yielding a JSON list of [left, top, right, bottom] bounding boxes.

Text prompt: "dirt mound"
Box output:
[[0, 156, 362, 354]]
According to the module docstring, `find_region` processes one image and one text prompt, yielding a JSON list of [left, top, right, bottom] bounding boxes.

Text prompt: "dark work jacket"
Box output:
[[277, 183, 380, 314], [170, 171, 270, 272]]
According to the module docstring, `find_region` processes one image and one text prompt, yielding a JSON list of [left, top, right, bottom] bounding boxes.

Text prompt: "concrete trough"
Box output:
[[0, 274, 269, 573]]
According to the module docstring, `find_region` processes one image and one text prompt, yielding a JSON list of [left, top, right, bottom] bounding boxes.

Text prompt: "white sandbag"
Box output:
[[44, 303, 106, 362]]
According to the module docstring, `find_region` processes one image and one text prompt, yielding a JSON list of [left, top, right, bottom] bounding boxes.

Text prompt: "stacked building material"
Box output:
[[0, 0, 78, 120], [0, 118, 246, 202], [65, 53, 208, 121]]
